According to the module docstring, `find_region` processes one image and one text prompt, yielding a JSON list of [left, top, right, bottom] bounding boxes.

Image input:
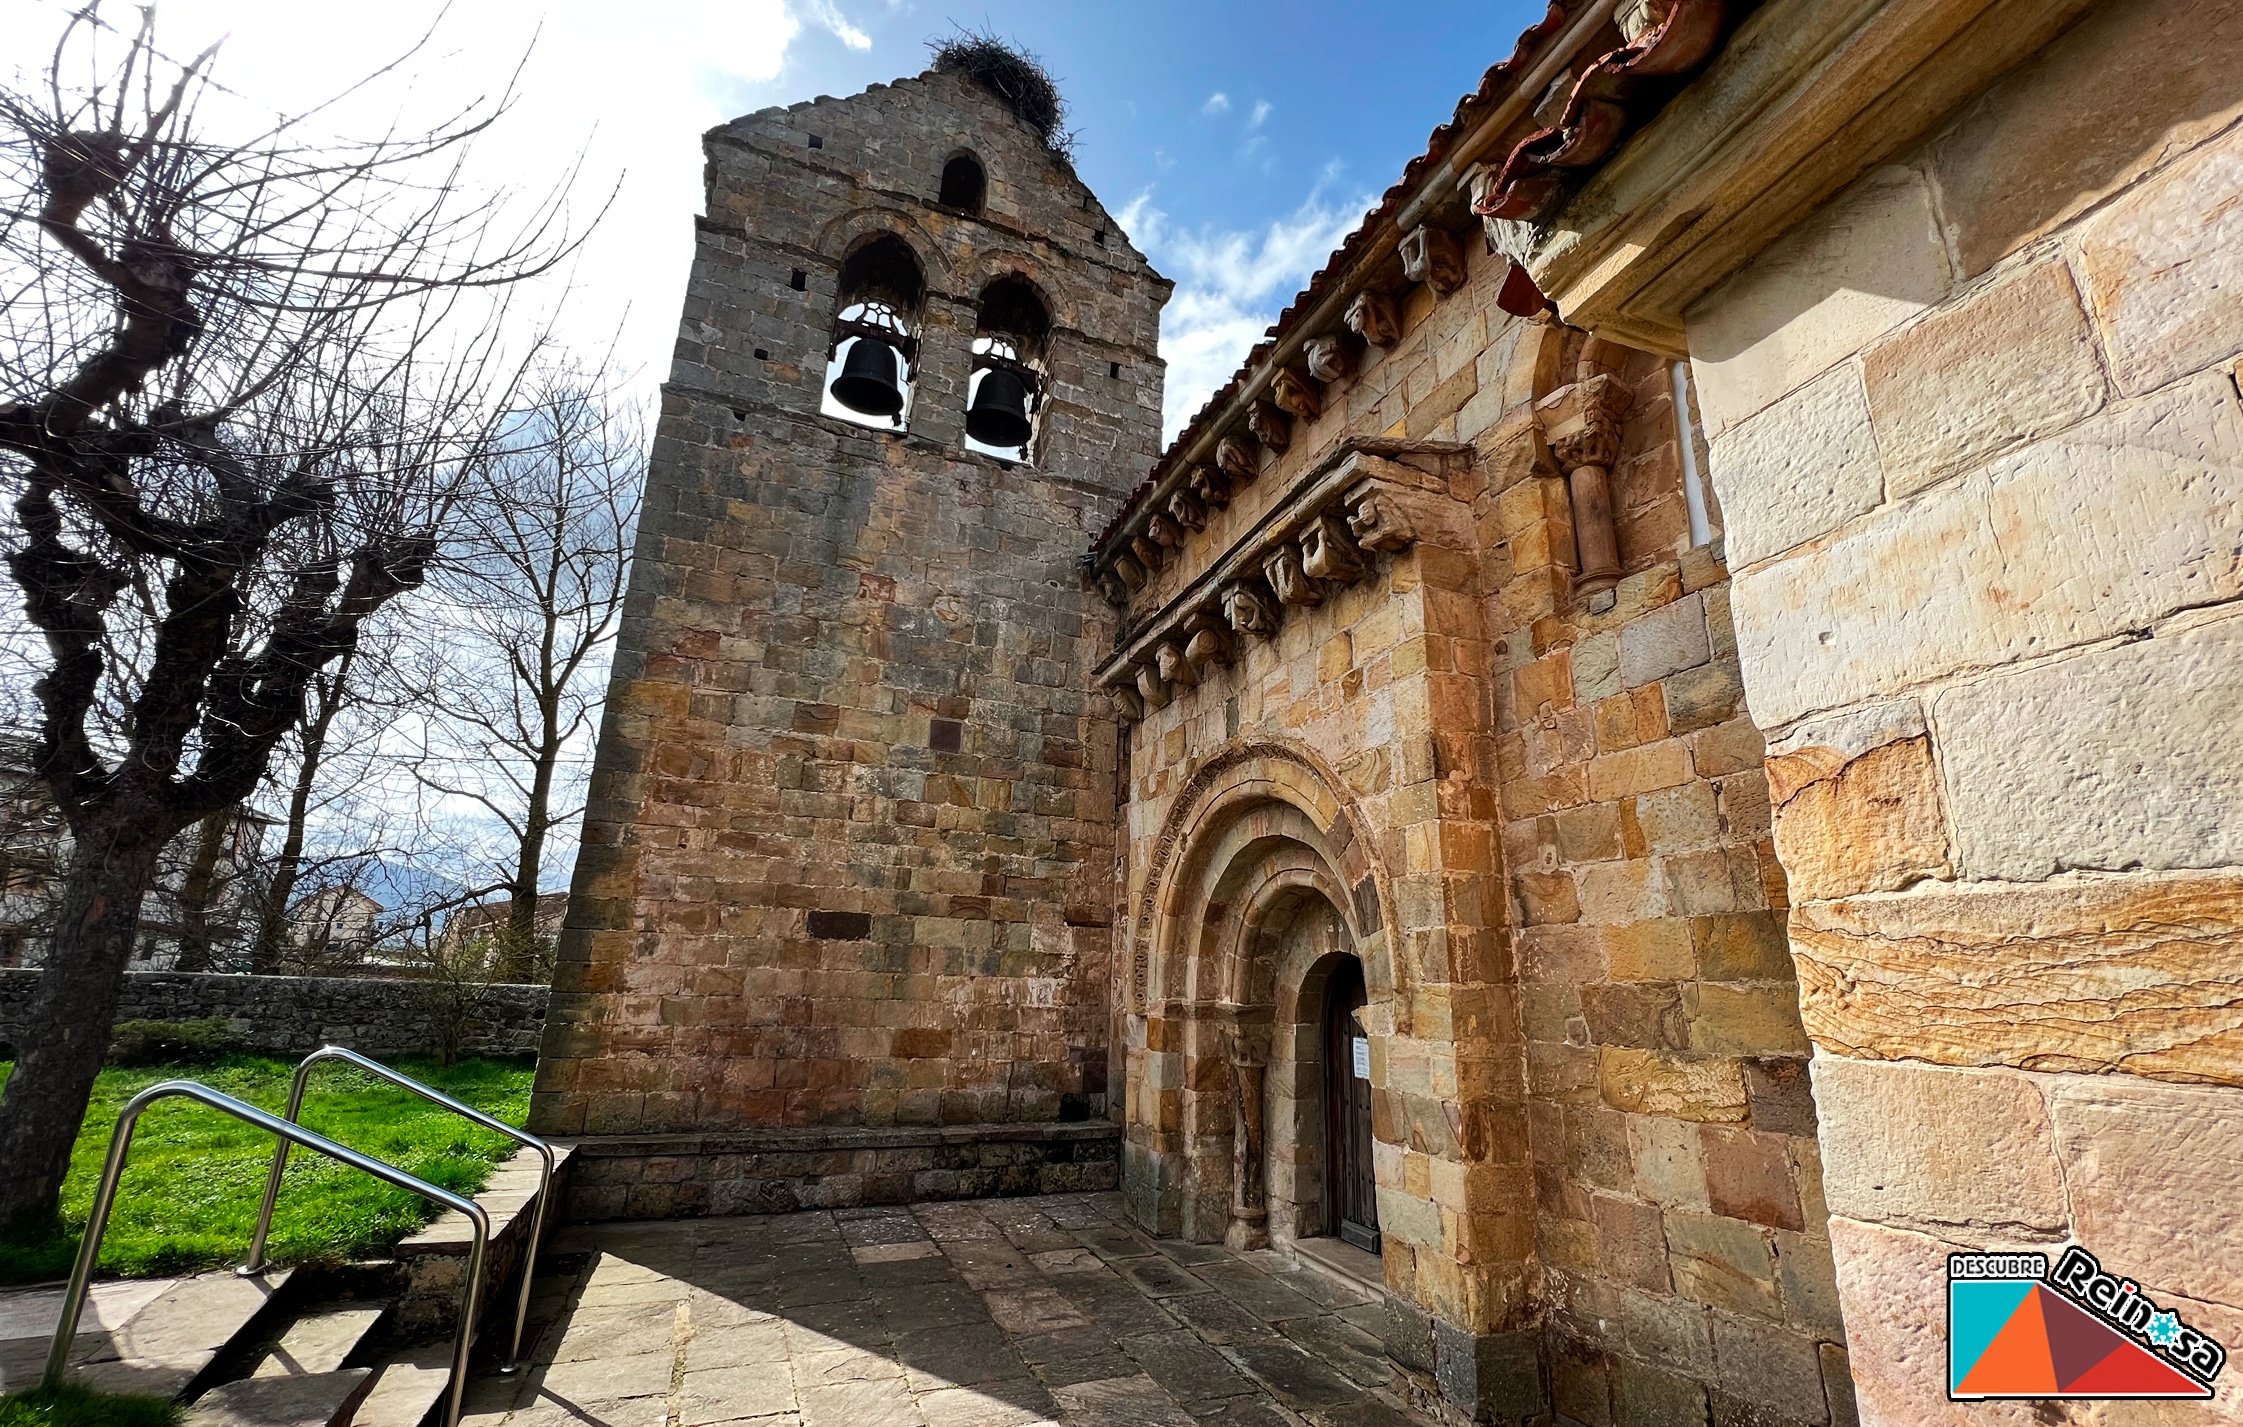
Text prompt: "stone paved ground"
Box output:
[[461, 1191, 1434, 1427]]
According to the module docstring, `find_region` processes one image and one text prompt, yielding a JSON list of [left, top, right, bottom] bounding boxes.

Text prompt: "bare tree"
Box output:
[[0, 8, 578, 1224], [412, 375, 637, 983]]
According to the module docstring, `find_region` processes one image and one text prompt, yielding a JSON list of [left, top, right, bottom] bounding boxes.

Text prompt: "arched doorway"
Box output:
[[1322, 954, 1380, 1253]]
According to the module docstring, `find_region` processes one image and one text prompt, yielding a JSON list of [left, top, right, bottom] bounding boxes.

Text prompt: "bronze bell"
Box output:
[[830, 336, 904, 417], [966, 366, 1034, 448]]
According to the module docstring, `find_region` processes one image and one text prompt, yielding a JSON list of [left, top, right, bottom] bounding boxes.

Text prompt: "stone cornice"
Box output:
[[1093, 439, 1472, 715], [1522, 0, 2099, 351]]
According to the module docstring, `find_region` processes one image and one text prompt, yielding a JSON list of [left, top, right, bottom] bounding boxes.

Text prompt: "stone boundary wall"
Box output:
[[560, 1122, 1121, 1221], [0, 969, 549, 1059]]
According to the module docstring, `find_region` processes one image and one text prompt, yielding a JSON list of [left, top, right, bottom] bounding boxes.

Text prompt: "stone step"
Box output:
[[186, 1366, 373, 1427], [251, 1306, 387, 1379], [0, 1268, 295, 1399], [392, 1141, 574, 1339], [343, 1342, 453, 1427]]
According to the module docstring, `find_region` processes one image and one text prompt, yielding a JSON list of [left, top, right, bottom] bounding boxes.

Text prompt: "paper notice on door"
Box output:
[[1352, 1036, 1370, 1080]]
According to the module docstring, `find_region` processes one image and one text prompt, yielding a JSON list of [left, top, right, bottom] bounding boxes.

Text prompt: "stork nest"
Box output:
[[930, 29, 1073, 158]]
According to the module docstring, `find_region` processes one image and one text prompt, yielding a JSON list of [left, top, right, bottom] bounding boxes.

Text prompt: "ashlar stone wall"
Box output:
[[1109, 214, 1855, 1424], [1682, 2, 2243, 1420], [532, 69, 1168, 1138]]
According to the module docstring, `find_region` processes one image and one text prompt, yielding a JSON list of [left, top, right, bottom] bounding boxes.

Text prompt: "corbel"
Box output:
[[1096, 571, 1130, 607], [1247, 400, 1291, 454], [1298, 512, 1367, 584], [1221, 579, 1280, 639], [1134, 662, 1169, 711], [1272, 367, 1322, 422], [1344, 290, 1401, 348], [1130, 534, 1166, 571], [1166, 489, 1207, 532], [1146, 512, 1184, 549], [1343, 482, 1416, 553], [1112, 554, 1146, 592], [1304, 334, 1355, 384], [1400, 224, 1466, 295], [1154, 640, 1197, 689], [1189, 464, 1233, 511], [1217, 432, 1261, 484], [1183, 607, 1232, 670], [1108, 681, 1145, 722], [1262, 544, 1322, 608]]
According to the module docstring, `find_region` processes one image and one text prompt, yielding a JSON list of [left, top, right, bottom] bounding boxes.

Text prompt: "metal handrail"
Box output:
[[241, 1044, 553, 1372], [43, 1080, 488, 1427]]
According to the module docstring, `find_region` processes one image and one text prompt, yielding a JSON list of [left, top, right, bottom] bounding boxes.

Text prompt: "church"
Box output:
[[532, 4, 2243, 1423]]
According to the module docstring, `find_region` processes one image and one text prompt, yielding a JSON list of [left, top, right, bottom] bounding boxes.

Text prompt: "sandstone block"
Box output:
[[1613, 1356, 1709, 1427], [1604, 918, 1696, 981], [1809, 1057, 2066, 1235], [1621, 1288, 1714, 1375], [1743, 1058, 1818, 1138], [1860, 258, 2106, 498], [1703, 1127, 1805, 1231], [1663, 659, 1745, 736], [1788, 870, 2243, 1082], [1710, 1314, 1830, 1423], [1729, 371, 2243, 727], [1685, 984, 1810, 1059], [1619, 592, 1710, 689], [1710, 364, 1885, 570], [2047, 1073, 2243, 1312], [1628, 1114, 1710, 1209], [1775, 1229, 1847, 1340], [1600, 1047, 1748, 1122], [1767, 736, 1950, 902], [1932, 613, 2243, 880], [1595, 1192, 1675, 1292], [1688, 166, 1952, 438], [2080, 123, 2243, 397], [1668, 1210, 1779, 1319]]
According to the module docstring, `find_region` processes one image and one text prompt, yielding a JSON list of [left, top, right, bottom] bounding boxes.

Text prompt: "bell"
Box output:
[[966, 366, 1034, 448], [830, 336, 904, 417]]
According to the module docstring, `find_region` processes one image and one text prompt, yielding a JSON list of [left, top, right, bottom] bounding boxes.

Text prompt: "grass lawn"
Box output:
[[0, 1055, 535, 1286], [0, 1384, 178, 1426]]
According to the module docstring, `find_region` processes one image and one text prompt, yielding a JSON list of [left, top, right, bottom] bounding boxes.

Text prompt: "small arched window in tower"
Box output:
[[965, 275, 1051, 463], [822, 234, 926, 432], [939, 152, 986, 214]]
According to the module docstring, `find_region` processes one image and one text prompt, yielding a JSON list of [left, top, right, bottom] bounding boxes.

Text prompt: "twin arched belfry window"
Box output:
[[821, 229, 1050, 463]]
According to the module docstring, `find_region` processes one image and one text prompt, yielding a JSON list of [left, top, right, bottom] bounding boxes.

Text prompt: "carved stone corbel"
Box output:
[[1217, 433, 1260, 484], [1263, 544, 1322, 607], [1130, 534, 1165, 571], [1134, 662, 1169, 711], [1272, 367, 1322, 422], [1345, 291, 1401, 348], [1298, 512, 1367, 584], [1400, 224, 1466, 294], [1112, 555, 1146, 592], [1183, 607, 1232, 671], [1247, 400, 1290, 454], [1096, 572, 1130, 606], [1189, 464, 1233, 511], [1538, 372, 1632, 598], [1222, 579, 1280, 638], [1304, 334, 1355, 383], [1167, 489, 1207, 532], [1147, 512, 1183, 549], [1109, 682, 1144, 722], [1154, 640, 1196, 688], [1344, 483, 1416, 552]]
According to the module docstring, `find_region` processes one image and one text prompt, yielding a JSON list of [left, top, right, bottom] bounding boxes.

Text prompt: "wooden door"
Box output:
[[1323, 956, 1380, 1253]]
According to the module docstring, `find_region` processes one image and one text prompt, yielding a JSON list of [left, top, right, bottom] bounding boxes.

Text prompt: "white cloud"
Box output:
[[1249, 99, 1272, 129], [806, 0, 873, 50], [1201, 91, 1231, 115], [1118, 178, 1373, 442]]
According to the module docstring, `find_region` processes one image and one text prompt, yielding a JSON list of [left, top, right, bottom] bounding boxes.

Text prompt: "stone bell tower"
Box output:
[[530, 59, 1170, 1204]]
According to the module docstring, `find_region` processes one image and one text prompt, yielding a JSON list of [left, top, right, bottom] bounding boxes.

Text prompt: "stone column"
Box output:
[[1220, 1005, 1272, 1251], [1535, 373, 1631, 602]]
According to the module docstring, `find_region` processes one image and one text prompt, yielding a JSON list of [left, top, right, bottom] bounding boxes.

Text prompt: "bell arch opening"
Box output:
[[822, 232, 926, 432], [964, 273, 1050, 463], [937, 151, 986, 214]]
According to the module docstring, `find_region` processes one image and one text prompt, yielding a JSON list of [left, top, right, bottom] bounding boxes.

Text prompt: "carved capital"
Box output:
[[1166, 489, 1207, 532], [1539, 372, 1633, 474], [1247, 400, 1290, 453], [1344, 290, 1401, 348], [1222, 579, 1280, 637], [1217, 433, 1261, 483], [1400, 224, 1466, 294], [1343, 484, 1415, 553], [1272, 367, 1323, 422], [1304, 334, 1355, 384], [1299, 513, 1367, 584], [1263, 544, 1323, 607]]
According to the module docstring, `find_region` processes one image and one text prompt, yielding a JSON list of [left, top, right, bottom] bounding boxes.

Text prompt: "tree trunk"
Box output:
[[0, 818, 168, 1226], [171, 809, 233, 973], [496, 725, 560, 984], [250, 725, 328, 974]]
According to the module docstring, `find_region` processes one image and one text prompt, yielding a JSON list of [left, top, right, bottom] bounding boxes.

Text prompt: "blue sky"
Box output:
[[1, 0, 1549, 435]]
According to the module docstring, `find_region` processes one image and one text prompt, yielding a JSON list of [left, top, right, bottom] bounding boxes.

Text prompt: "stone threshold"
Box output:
[[1286, 1234, 1388, 1299]]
